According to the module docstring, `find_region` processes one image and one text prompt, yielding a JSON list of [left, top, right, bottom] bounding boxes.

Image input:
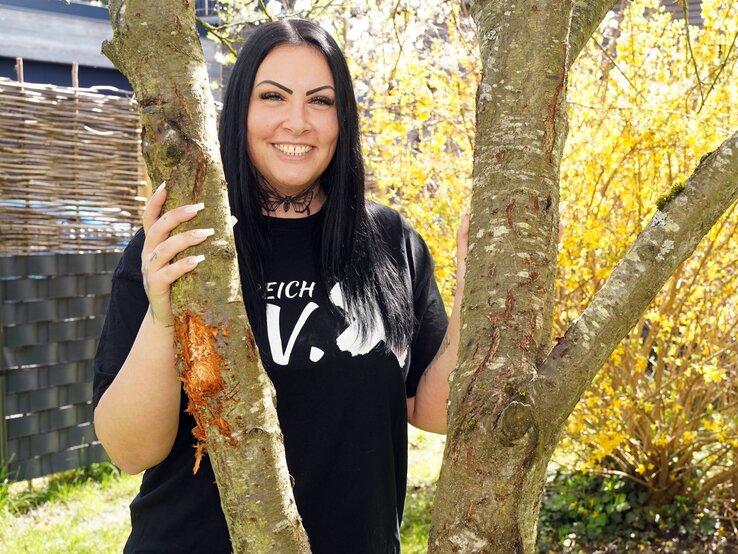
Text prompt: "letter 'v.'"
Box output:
[[266, 302, 318, 365]]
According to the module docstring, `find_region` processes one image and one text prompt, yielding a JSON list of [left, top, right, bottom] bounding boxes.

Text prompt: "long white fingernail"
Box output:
[[190, 254, 206, 266], [155, 181, 166, 194], [184, 203, 205, 214], [193, 228, 215, 238]]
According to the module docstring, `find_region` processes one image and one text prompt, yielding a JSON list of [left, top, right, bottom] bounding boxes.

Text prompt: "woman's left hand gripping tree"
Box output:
[[102, 1, 311, 551]]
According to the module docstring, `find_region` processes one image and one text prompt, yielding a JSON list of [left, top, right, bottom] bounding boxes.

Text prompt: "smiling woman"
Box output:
[[92, 18, 469, 554]]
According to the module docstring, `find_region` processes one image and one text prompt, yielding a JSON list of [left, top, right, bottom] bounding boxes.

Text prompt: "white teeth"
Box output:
[[274, 144, 312, 156]]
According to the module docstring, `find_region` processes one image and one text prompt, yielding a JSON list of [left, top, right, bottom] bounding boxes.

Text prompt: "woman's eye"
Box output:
[[310, 96, 335, 106], [259, 92, 283, 101]]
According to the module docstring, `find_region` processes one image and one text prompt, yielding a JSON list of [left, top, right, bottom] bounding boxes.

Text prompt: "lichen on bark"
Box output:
[[429, 2, 576, 552]]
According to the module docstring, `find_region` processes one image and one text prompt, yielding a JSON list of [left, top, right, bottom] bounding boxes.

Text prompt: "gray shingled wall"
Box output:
[[1, 252, 120, 480]]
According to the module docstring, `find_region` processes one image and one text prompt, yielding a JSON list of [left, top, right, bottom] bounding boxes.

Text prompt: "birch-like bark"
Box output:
[[102, 2, 310, 552]]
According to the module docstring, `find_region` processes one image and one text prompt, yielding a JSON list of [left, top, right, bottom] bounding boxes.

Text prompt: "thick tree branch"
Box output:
[[569, 0, 619, 66], [537, 131, 738, 427], [103, 1, 310, 552]]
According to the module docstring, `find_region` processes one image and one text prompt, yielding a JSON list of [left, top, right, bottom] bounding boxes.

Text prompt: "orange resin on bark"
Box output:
[[175, 309, 238, 473]]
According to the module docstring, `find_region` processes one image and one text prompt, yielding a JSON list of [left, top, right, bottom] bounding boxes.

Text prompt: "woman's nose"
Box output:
[[282, 102, 310, 134]]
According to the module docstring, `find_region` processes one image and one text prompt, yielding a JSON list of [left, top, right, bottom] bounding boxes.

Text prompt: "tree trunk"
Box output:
[[428, 1, 738, 552], [102, 2, 310, 552], [428, 1, 575, 551]]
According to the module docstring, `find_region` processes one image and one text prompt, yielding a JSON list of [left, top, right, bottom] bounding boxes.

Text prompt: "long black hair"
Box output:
[[219, 18, 413, 354]]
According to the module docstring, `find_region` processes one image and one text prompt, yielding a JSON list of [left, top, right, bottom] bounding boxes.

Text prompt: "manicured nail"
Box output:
[[190, 254, 206, 266], [193, 228, 215, 239], [155, 181, 166, 194], [184, 203, 205, 214]]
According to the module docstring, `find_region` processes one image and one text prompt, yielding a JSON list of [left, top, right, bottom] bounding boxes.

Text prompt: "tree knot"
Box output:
[[499, 401, 533, 444]]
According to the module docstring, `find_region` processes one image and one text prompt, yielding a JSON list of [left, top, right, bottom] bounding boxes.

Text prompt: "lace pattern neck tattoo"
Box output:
[[256, 175, 319, 215]]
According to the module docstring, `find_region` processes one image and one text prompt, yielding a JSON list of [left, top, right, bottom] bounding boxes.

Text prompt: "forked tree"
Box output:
[[102, 0, 738, 552]]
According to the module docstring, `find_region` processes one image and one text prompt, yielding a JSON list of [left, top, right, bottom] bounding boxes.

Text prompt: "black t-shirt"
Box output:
[[92, 203, 448, 553]]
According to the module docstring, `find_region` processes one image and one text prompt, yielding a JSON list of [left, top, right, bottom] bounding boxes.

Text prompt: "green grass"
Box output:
[[0, 462, 140, 554], [402, 486, 436, 553], [3, 432, 730, 553], [400, 427, 446, 553], [0, 429, 445, 553]]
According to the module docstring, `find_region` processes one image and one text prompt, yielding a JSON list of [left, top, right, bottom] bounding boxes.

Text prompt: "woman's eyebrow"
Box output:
[[306, 85, 335, 96], [255, 80, 293, 94]]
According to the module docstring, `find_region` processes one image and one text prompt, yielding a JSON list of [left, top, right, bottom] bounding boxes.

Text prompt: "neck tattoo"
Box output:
[[256, 174, 319, 215]]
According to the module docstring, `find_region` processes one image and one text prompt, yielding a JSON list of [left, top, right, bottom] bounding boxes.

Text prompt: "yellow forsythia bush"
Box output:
[[342, 1, 477, 307], [555, 0, 738, 507]]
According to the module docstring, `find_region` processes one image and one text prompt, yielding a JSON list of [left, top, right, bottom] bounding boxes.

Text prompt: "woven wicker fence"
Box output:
[[1, 75, 147, 479], [0, 77, 147, 255]]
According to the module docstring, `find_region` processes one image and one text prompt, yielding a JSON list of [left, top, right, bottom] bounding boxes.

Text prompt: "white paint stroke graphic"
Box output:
[[309, 347, 324, 362], [329, 283, 407, 366], [266, 301, 318, 365]]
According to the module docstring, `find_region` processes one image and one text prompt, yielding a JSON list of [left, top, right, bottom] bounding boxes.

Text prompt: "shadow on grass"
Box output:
[[1, 462, 121, 515]]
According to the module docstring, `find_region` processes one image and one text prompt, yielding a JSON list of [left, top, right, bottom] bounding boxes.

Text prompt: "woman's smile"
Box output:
[[272, 143, 314, 157]]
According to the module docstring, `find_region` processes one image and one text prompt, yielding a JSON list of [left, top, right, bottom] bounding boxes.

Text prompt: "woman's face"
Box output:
[[247, 44, 339, 195]]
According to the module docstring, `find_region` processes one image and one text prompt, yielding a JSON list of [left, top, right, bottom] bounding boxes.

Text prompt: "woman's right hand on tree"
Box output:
[[141, 182, 213, 327]]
